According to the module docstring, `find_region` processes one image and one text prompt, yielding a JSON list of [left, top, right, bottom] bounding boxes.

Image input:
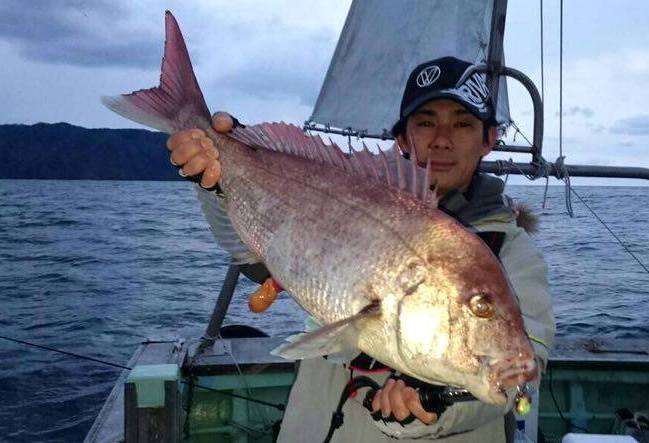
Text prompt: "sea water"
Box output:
[[1, 180, 648, 442]]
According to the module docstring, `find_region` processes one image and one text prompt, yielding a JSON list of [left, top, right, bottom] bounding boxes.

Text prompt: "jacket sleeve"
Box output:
[[373, 223, 555, 439], [498, 225, 555, 369]]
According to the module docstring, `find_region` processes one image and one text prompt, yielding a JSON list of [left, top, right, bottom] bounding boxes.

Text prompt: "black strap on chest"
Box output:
[[476, 231, 506, 257]]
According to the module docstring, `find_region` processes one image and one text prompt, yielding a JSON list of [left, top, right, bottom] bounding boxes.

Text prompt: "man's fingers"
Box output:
[[181, 155, 209, 177], [167, 128, 206, 151], [403, 387, 437, 424], [167, 128, 221, 186], [380, 378, 395, 418], [212, 112, 234, 133], [170, 143, 203, 166], [200, 161, 221, 189], [200, 138, 219, 159], [371, 389, 383, 413], [389, 380, 411, 421], [370, 380, 438, 425]]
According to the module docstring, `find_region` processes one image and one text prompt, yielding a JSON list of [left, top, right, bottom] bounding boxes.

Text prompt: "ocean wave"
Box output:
[[1, 181, 648, 441]]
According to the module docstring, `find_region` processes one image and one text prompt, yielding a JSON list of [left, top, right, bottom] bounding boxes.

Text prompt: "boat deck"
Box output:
[[85, 336, 649, 443], [83, 339, 187, 443], [539, 337, 649, 442]]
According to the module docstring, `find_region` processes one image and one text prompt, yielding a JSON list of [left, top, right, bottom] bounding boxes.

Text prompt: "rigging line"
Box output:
[[562, 176, 574, 217], [0, 335, 131, 371], [182, 374, 196, 440], [218, 333, 275, 427], [548, 366, 590, 433], [542, 176, 550, 209], [559, 0, 564, 158], [509, 120, 533, 147], [569, 188, 649, 275], [540, 0, 545, 103], [187, 379, 285, 411], [0, 334, 286, 411]]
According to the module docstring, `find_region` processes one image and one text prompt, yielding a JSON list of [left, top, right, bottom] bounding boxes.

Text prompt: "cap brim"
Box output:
[[391, 91, 496, 137], [407, 91, 491, 121]]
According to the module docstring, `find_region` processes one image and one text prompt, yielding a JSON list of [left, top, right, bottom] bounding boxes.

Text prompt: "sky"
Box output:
[[1, 0, 648, 186]]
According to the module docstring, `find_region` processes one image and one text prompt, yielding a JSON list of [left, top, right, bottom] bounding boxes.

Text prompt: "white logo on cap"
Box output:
[[456, 72, 489, 106], [441, 71, 490, 114], [416, 66, 441, 87]]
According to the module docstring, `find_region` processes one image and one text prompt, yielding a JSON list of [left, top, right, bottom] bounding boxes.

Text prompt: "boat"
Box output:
[[83, 335, 649, 443], [85, 1, 649, 442]]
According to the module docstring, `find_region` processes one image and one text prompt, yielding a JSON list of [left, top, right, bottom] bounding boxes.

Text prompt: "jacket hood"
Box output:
[[439, 174, 515, 227]]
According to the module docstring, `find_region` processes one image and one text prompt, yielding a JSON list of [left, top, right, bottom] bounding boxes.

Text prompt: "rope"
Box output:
[[548, 366, 590, 433], [534, 158, 552, 181], [0, 335, 286, 411], [492, 155, 574, 216], [553, 156, 574, 216], [0, 335, 131, 370], [509, 120, 534, 147], [498, 2, 646, 274], [493, 159, 537, 182], [559, 0, 564, 158], [542, 176, 550, 209], [218, 333, 275, 429], [569, 189, 649, 274], [187, 379, 285, 411], [540, 0, 545, 103], [495, 159, 646, 274]]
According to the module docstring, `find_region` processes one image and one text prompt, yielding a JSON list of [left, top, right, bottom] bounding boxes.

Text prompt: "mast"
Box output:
[[486, 0, 508, 114]]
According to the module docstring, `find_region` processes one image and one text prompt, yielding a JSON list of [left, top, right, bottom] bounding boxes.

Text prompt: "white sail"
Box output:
[[309, 0, 510, 138]]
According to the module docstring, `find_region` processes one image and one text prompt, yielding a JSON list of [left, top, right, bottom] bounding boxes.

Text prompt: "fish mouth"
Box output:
[[486, 353, 538, 390], [479, 355, 538, 405]]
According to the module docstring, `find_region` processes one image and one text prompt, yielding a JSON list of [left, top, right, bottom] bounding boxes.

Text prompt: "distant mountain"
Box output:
[[0, 122, 183, 180]]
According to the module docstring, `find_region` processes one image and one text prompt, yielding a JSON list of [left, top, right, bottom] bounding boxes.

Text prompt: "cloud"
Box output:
[[191, 7, 341, 107], [0, 0, 352, 130], [586, 123, 606, 133], [209, 31, 335, 107], [0, 0, 161, 68], [0, 0, 343, 103], [562, 50, 649, 123], [610, 115, 649, 135], [555, 106, 594, 118]]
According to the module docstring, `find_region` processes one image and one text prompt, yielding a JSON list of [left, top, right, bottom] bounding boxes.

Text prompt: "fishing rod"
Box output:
[[0, 334, 285, 411], [322, 374, 532, 443]]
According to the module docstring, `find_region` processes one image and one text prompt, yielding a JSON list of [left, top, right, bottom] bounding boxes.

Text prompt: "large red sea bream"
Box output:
[[103, 11, 536, 406]]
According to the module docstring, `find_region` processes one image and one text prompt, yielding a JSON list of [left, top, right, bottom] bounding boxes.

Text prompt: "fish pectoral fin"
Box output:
[[271, 301, 381, 360]]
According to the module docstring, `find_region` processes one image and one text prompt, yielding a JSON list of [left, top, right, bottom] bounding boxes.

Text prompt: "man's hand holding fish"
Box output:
[[166, 112, 234, 188]]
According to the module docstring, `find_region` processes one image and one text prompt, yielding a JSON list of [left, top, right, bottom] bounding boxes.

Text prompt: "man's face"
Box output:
[[397, 99, 496, 196]]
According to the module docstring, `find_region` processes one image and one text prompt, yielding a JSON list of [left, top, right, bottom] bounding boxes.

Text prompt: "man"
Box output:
[[167, 56, 555, 442]]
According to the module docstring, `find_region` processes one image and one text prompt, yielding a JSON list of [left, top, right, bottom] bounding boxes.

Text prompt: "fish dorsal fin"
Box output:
[[231, 123, 438, 208]]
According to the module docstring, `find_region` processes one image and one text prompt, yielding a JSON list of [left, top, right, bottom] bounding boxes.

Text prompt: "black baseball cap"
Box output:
[[391, 56, 497, 137]]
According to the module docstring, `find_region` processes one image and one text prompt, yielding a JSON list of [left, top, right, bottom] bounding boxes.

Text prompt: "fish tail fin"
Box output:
[[102, 11, 211, 133]]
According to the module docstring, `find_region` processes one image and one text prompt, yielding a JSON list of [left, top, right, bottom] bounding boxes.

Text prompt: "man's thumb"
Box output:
[[211, 111, 234, 133]]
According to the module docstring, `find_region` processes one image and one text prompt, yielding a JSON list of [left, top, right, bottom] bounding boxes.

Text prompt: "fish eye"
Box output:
[[468, 294, 495, 318]]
